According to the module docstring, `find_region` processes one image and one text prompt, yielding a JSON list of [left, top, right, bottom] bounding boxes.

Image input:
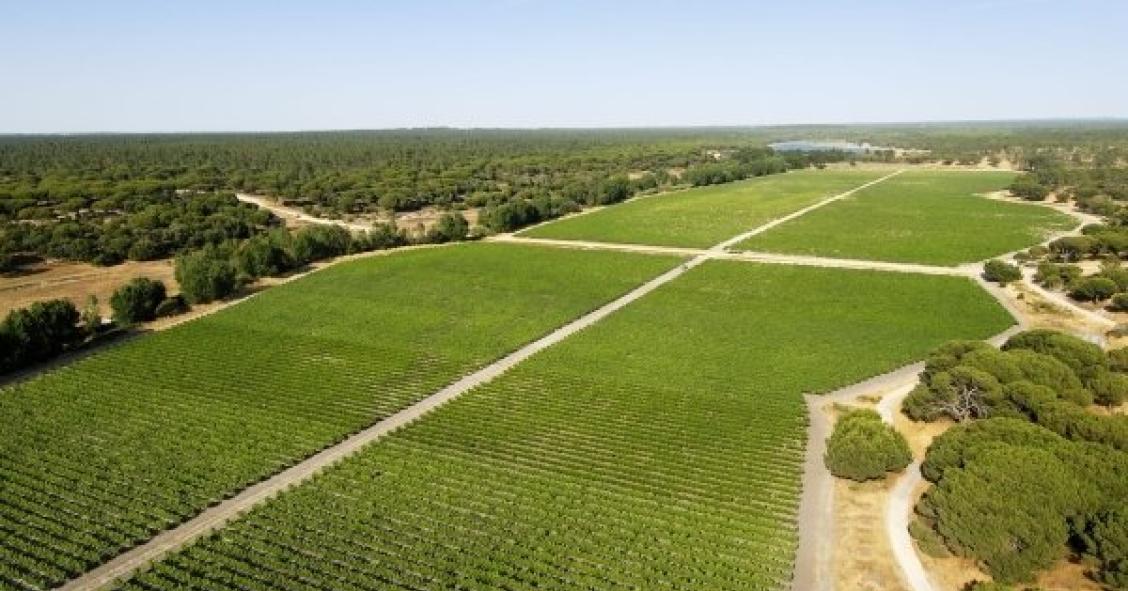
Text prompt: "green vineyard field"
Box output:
[[737, 171, 1074, 265], [116, 262, 1014, 591], [521, 169, 881, 248], [0, 243, 680, 590]]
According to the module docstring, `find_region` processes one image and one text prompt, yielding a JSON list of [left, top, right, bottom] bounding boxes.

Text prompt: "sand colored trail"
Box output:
[[236, 193, 375, 232]]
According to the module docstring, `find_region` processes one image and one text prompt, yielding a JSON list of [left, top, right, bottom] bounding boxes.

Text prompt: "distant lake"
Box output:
[[769, 140, 890, 153]]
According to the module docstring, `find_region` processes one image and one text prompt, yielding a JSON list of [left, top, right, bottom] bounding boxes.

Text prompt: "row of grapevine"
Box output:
[[113, 261, 1014, 590], [0, 243, 680, 590], [735, 170, 1073, 265]]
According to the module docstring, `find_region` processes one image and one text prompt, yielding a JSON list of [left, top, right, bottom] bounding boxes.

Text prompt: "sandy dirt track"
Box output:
[[235, 193, 376, 232]]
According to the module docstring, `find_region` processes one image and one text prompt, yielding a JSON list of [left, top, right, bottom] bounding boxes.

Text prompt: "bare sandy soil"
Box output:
[[835, 476, 909, 591], [0, 259, 178, 318], [236, 192, 480, 236], [396, 206, 480, 237], [828, 395, 912, 591]]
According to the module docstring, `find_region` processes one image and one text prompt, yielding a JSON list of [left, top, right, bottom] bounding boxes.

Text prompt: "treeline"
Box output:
[[770, 120, 1128, 167], [172, 211, 481, 304], [904, 330, 1128, 587], [0, 130, 762, 219], [0, 190, 277, 270], [0, 130, 839, 268], [1007, 151, 1128, 212], [0, 215, 467, 376], [476, 149, 825, 233], [0, 299, 93, 374], [1019, 221, 1128, 309]]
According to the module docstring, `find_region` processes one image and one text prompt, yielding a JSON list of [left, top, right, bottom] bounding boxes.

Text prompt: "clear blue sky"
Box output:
[[2, 0, 1126, 132]]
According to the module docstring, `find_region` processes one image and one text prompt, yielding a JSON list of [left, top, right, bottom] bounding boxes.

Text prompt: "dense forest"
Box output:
[[4, 123, 1128, 272], [0, 129, 841, 269]]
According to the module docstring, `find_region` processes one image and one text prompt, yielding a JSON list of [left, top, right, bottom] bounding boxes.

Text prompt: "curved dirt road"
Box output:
[[793, 363, 925, 591], [236, 193, 376, 232], [887, 462, 935, 591]]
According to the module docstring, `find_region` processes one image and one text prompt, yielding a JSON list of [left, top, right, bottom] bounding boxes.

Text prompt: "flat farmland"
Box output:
[[736, 171, 1075, 265], [519, 169, 882, 248], [0, 243, 681, 590], [117, 262, 1014, 591]]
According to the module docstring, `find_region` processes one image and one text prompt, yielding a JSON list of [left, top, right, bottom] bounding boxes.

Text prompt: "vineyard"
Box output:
[[0, 243, 680, 590], [520, 169, 881, 248], [112, 261, 1014, 591], [737, 171, 1075, 265]]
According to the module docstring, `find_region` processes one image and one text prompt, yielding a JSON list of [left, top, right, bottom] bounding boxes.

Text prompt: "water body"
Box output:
[[769, 140, 892, 153]]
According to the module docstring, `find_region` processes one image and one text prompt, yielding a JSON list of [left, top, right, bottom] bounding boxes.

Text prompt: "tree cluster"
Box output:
[[0, 191, 278, 267], [917, 418, 1128, 584], [904, 330, 1128, 585], [109, 277, 169, 325], [905, 331, 1128, 423], [824, 409, 912, 481], [175, 223, 410, 303], [0, 299, 87, 373], [982, 259, 1022, 284]]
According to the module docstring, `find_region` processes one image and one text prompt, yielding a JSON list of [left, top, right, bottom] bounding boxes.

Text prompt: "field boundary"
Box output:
[[494, 234, 969, 277]]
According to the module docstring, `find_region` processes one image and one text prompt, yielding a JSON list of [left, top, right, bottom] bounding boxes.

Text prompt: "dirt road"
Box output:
[[887, 461, 936, 591], [235, 193, 375, 232]]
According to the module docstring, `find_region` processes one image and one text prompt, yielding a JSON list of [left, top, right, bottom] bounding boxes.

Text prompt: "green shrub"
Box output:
[[962, 582, 1017, 591], [1009, 176, 1049, 201], [291, 225, 352, 265], [1033, 262, 1082, 289], [1088, 369, 1128, 407], [110, 277, 167, 325], [1110, 346, 1128, 373], [824, 409, 912, 481], [1049, 235, 1097, 262], [235, 232, 295, 279], [154, 295, 190, 318], [0, 299, 83, 373], [1110, 293, 1128, 312], [909, 518, 950, 557], [175, 247, 238, 304], [1081, 509, 1128, 589], [983, 259, 1022, 284], [1070, 276, 1118, 302], [426, 212, 469, 243], [1004, 329, 1108, 381]]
